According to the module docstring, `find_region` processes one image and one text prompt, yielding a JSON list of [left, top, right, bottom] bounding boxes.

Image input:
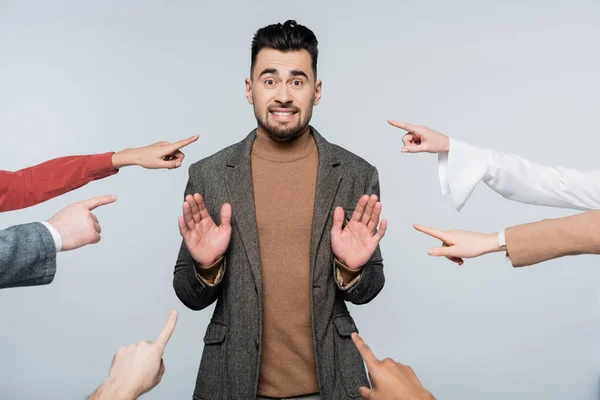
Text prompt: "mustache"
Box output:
[[268, 105, 300, 112]]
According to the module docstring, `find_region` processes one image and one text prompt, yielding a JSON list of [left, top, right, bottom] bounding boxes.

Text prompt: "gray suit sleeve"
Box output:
[[172, 171, 225, 311], [0, 222, 57, 289], [336, 167, 385, 304]]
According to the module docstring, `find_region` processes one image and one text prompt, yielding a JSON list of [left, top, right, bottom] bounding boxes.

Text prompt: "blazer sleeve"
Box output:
[[336, 167, 385, 305], [0, 153, 117, 212], [0, 222, 57, 289], [438, 138, 600, 212], [172, 167, 226, 310], [505, 210, 600, 267]]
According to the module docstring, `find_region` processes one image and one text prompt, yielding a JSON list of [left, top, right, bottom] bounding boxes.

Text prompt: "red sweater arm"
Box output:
[[0, 152, 118, 212]]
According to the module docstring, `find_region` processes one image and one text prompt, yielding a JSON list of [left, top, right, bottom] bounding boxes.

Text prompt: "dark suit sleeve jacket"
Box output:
[[173, 129, 384, 400], [0, 222, 57, 289]]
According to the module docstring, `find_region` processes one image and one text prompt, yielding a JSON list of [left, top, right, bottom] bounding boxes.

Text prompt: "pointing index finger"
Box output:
[[82, 195, 117, 210], [352, 333, 378, 367], [168, 135, 199, 152], [413, 224, 448, 242], [155, 310, 178, 351], [388, 120, 418, 132]]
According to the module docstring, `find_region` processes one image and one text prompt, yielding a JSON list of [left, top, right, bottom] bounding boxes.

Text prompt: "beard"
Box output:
[[254, 103, 314, 142]]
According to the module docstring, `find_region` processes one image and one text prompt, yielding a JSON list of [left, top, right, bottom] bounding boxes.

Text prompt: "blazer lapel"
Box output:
[[310, 128, 342, 272], [225, 130, 263, 294]]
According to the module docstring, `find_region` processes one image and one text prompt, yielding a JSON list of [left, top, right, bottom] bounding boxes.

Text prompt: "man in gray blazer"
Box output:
[[173, 21, 387, 399], [0, 195, 115, 289]]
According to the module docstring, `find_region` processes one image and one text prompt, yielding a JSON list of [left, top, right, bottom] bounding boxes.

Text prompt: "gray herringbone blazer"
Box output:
[[0, 222, 57, 289], [173, 128, 385, 400]]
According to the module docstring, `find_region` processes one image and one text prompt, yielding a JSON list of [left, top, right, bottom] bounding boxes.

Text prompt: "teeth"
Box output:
[[273, 111, 293, 116]]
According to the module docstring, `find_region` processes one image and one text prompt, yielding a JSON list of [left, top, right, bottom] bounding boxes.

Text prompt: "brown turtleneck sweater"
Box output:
[[252, 129, 319, 397]]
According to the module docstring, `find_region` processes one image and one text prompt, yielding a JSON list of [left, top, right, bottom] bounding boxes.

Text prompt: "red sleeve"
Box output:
[[0, 152, 118, 212]]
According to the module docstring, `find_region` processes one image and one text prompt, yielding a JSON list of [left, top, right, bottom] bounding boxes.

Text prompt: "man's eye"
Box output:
[[292, 80, 302, 86], [265, 79, 275, 86]]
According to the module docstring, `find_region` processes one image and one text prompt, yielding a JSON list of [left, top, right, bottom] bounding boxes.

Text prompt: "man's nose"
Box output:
[[274, 84, 292, 104]]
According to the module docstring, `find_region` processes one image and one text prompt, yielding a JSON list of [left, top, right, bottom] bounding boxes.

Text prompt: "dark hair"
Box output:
[[251, 20, 319, 77]]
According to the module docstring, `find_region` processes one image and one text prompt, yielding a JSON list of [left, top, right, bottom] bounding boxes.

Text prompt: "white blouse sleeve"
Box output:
[[437, 138, 600, 211]]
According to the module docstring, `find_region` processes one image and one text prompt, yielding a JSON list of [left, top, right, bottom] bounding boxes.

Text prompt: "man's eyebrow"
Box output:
[[258, 68, 279, 77], [290, 70, 309, 80]]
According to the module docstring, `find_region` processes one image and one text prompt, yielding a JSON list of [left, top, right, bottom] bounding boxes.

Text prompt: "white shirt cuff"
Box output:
[[438, 151, 450, 196], [497, 230, 506, 247], [444, 138, 491, 211], [41, 222, 63, 252], [497, 229, 511, 262]]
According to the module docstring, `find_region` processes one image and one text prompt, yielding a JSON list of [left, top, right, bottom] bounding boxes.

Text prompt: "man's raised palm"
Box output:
[[178, 194, 232, 266], [331, 194, 387, 270]]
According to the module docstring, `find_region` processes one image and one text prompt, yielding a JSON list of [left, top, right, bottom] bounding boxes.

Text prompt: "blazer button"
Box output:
[[255, 338, 259, 349]]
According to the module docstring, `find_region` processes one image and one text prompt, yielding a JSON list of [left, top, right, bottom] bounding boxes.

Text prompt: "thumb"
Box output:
[[359, 386, 373, 399], [82, 195, 117, 210], [220, 203, 232, 229], [332, 207, 344, 233], [401, 143, 428, 153], [161, 159, 182, 169], [428, 245, 461, 257]]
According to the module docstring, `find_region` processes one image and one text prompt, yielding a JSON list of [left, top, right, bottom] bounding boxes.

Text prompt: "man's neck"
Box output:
[[253, 127, 314, 162]]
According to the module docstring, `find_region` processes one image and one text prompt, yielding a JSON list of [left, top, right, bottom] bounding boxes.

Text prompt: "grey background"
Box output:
[[1, 0, 599, 399]]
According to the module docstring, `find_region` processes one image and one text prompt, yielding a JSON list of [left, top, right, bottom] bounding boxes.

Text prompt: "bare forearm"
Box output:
[[89, 379, 136, 400], [111, 149, 139, 169]]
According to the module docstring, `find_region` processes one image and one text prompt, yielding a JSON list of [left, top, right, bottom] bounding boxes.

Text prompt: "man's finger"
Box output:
[[178, 216, 188, 237], [194, 193, 211, 220], [361, 195, 378, 225], [155, 310, 178, 351], [351, 333, 378, 366], [375, 219, 387, 241], [351, 195, 369, 222], [367, 202, 382, 233], [183, 201, 196, 231], [82, 195, 117, 211], [188, 194, 202, 223], [413, 224, 449, 242], [332, 207, 344, 233], [166, 135, 199, 153], [358, 386, 373, 399], [220, 203, 232, 229], [387, 120, 418, 132]]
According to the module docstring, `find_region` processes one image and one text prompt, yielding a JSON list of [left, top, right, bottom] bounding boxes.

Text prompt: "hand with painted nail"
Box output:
[[352, 333, 435, 400], [413, 224, 502, 265], [112, 135, 199, 170], [331, 194, 388, 270], [178, 194, 232, 266], [387, 121, 449, 154]]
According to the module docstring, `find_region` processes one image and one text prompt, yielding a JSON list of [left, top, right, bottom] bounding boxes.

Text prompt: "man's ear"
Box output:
[[314, 79, 322, 105], [245, 78, 253, 105]]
